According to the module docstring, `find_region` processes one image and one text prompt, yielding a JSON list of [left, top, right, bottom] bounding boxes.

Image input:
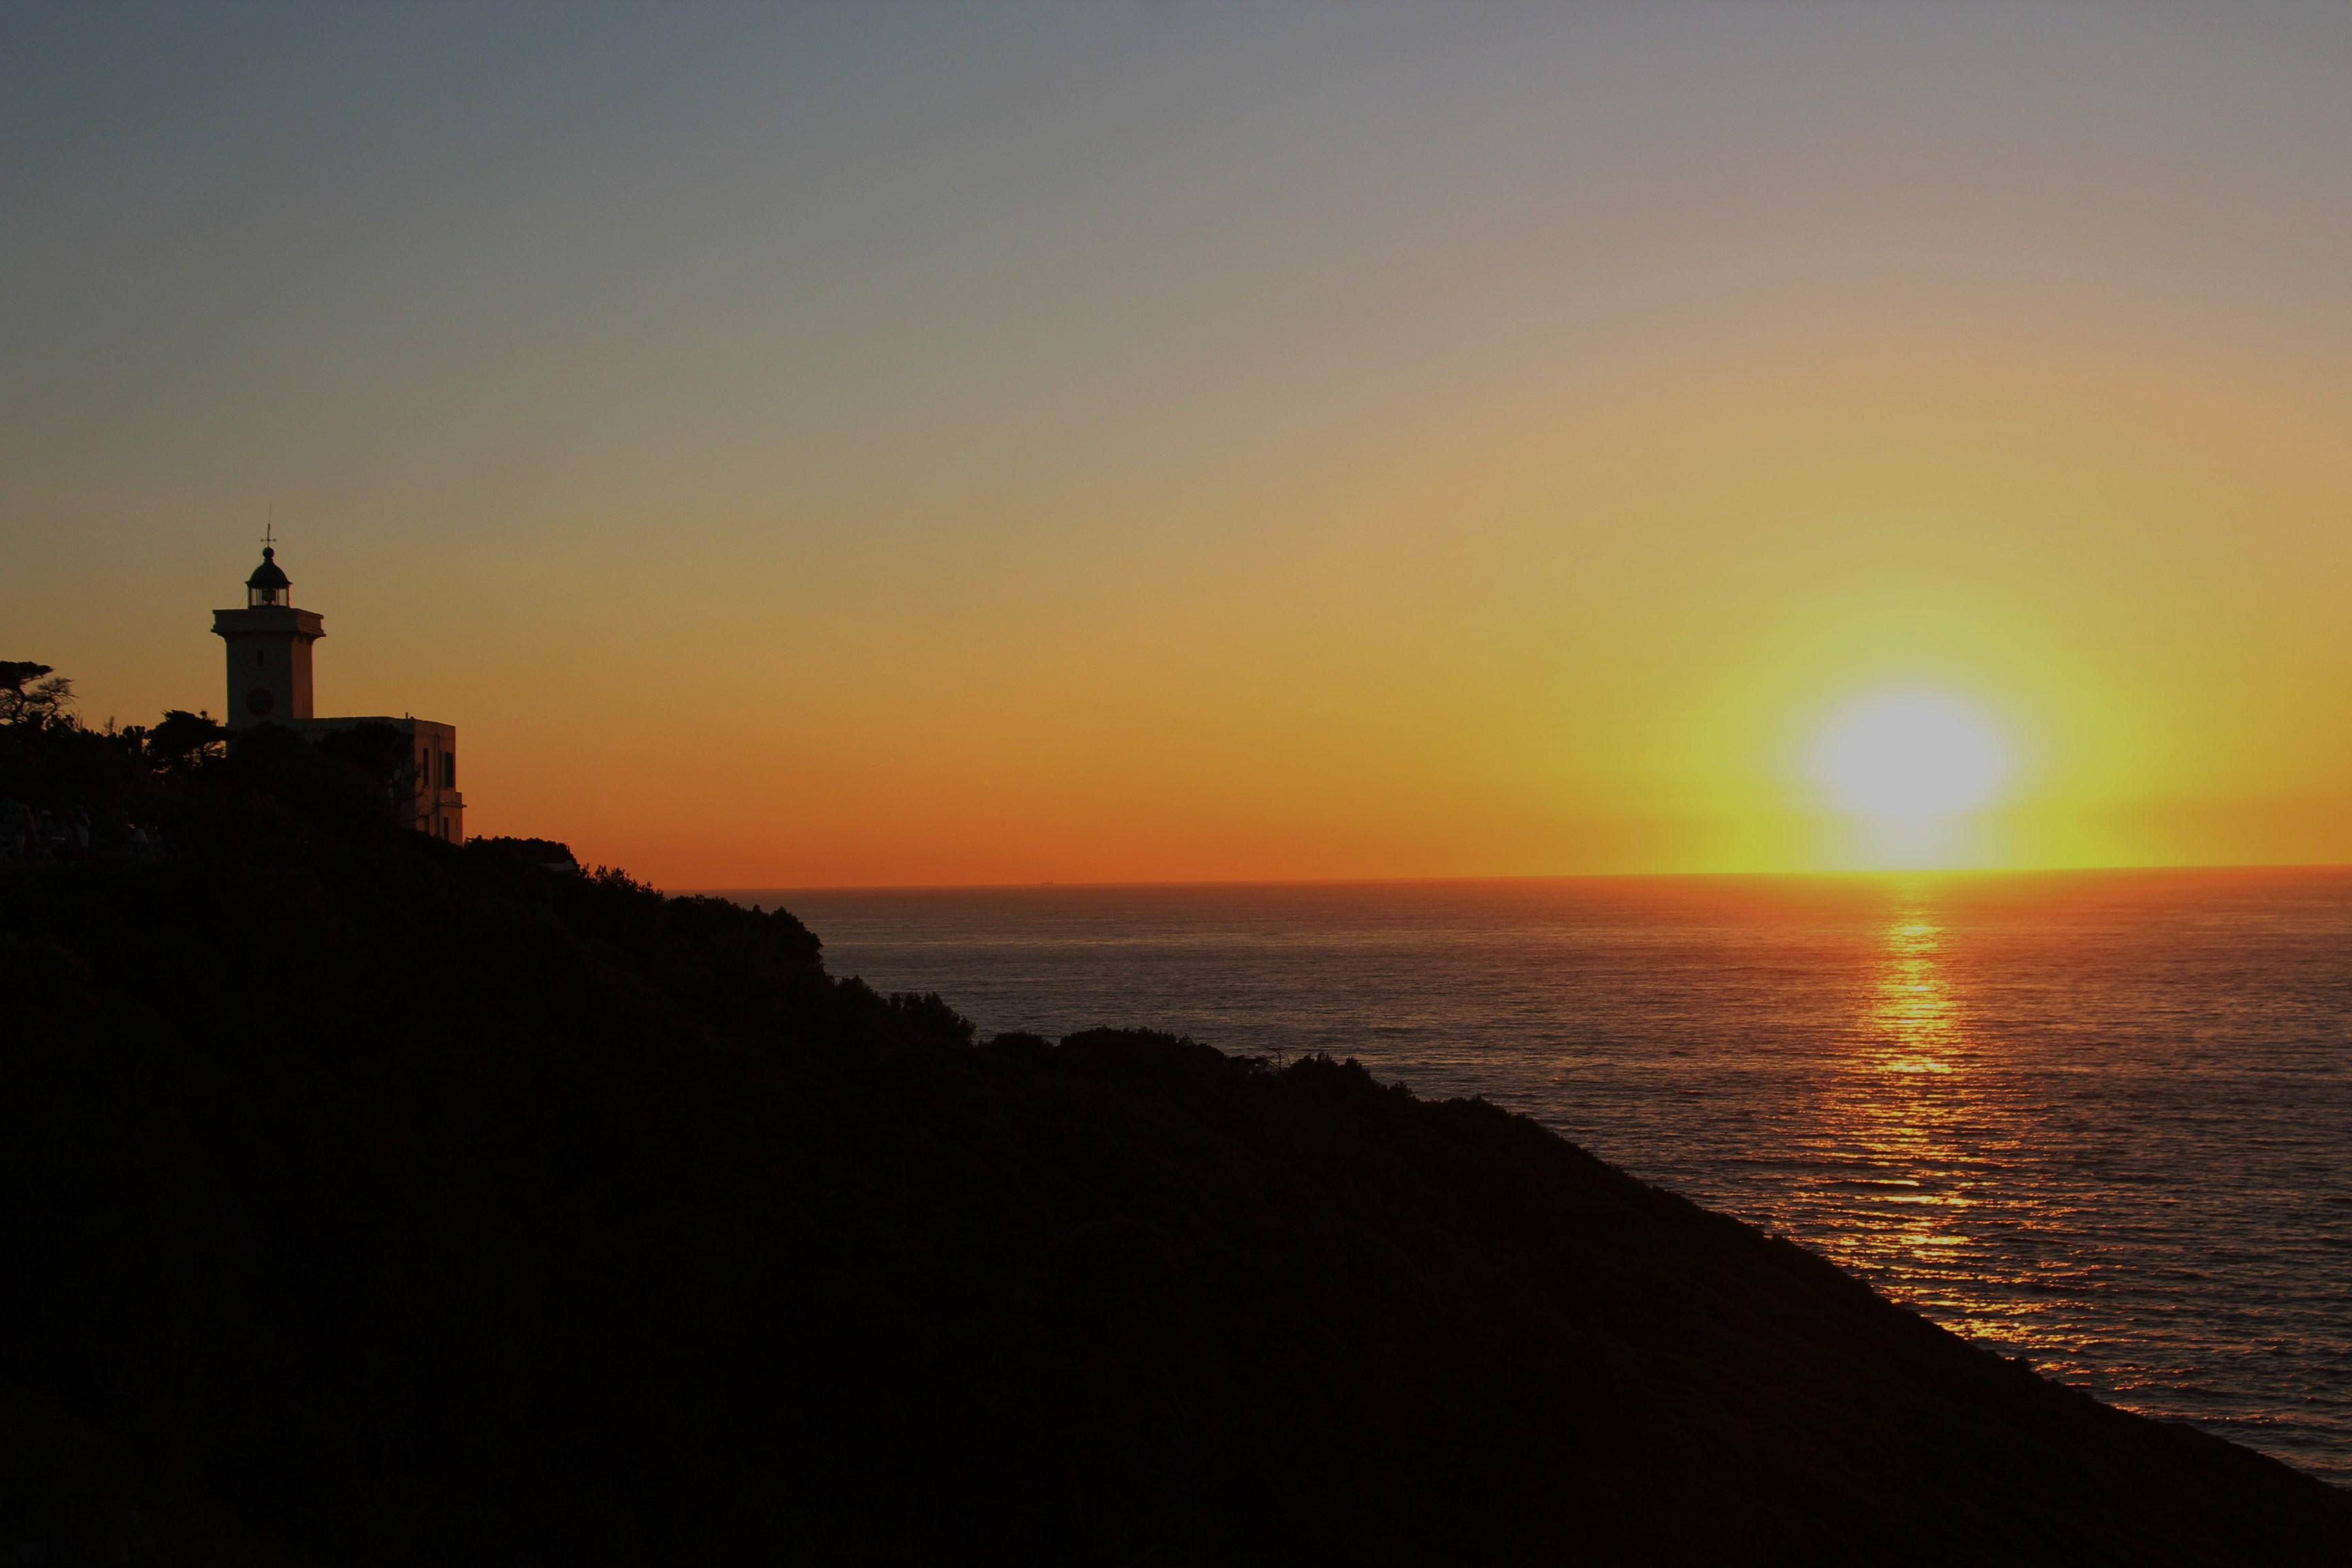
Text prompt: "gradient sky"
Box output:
[[6, 3, 2350, 885]]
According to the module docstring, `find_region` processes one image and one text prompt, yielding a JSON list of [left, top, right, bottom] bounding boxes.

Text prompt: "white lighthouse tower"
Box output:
[[209, 538, 466, 842], [210, 540, 323, 728]]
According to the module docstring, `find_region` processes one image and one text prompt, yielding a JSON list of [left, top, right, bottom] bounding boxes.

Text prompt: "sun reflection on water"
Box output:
[[1779, 885, 2161, 1407], [1873, 915, 1959, 1076], [1805, 887, 1992, 1286]]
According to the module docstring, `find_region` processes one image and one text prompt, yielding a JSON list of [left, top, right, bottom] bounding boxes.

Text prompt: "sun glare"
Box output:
[[1809, 693, 2010, 822]]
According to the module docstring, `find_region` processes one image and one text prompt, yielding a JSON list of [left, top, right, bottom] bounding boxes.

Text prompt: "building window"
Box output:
[[444, 751, 457, 788]]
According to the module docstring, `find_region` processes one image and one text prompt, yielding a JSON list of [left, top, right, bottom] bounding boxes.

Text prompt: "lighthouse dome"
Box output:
[[247, 547, 290, 607]]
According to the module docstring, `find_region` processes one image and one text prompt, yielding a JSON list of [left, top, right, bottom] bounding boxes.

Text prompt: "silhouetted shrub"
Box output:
[[466, 835, 581, 870]]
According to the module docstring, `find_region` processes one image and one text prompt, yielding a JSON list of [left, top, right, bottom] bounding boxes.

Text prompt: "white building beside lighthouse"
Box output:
[[211, 544, 466, 843]]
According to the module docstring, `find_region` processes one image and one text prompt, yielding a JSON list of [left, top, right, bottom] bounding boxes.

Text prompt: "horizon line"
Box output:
[[672, 860, 2352, 898]]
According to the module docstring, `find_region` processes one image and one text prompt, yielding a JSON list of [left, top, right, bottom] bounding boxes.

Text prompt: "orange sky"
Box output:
[[6, 6, 2350, 886]]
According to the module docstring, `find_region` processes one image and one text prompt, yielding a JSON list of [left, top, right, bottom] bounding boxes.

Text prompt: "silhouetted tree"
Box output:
[[314, 719, 419, 826], [466, 835, 581, 870], [146, 708, 229, 767], [0, 662, 71, 730]]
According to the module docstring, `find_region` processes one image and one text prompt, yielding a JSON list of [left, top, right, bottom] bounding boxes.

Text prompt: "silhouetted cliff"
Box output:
[[1, 719, 2347, 1564]]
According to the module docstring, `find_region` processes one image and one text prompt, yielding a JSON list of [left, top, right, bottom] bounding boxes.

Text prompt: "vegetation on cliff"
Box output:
[[0, 694, 2346, 1564]]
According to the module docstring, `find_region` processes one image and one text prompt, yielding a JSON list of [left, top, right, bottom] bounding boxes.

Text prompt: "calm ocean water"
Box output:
[[732, 870, 2352, 1484]]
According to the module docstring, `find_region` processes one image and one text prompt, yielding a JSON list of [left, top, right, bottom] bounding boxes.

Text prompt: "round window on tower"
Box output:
[[246, 687, 276, 717]]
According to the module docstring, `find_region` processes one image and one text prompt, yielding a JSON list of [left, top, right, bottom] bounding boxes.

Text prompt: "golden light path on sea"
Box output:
[[1796, 895, 1981, 1321], [1796, 889, 2080, 1359]]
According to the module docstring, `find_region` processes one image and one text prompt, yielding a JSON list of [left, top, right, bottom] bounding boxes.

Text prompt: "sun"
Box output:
[[1808, 692, 2011, 822]]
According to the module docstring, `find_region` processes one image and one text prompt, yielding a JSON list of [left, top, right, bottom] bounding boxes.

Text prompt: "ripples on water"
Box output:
[[741, 870, 2352, 1484]]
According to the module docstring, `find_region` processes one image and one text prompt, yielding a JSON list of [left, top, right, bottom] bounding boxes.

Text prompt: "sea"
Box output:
[[727, 869, 2352, 1484]]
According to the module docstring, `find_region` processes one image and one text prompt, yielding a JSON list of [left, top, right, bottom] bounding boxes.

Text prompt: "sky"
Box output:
[[5, 2, 2350, 886]]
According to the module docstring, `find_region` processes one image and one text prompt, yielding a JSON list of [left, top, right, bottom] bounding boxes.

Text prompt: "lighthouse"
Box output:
[[211, 544, 323, 727], [210, 539, 466, 842]]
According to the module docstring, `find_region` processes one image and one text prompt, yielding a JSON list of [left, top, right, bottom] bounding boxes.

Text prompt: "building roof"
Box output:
[[246, 547, 290, 591]]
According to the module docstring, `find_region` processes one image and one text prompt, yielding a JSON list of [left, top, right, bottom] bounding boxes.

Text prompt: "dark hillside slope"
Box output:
[[1, 832, 2347, 1564]]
